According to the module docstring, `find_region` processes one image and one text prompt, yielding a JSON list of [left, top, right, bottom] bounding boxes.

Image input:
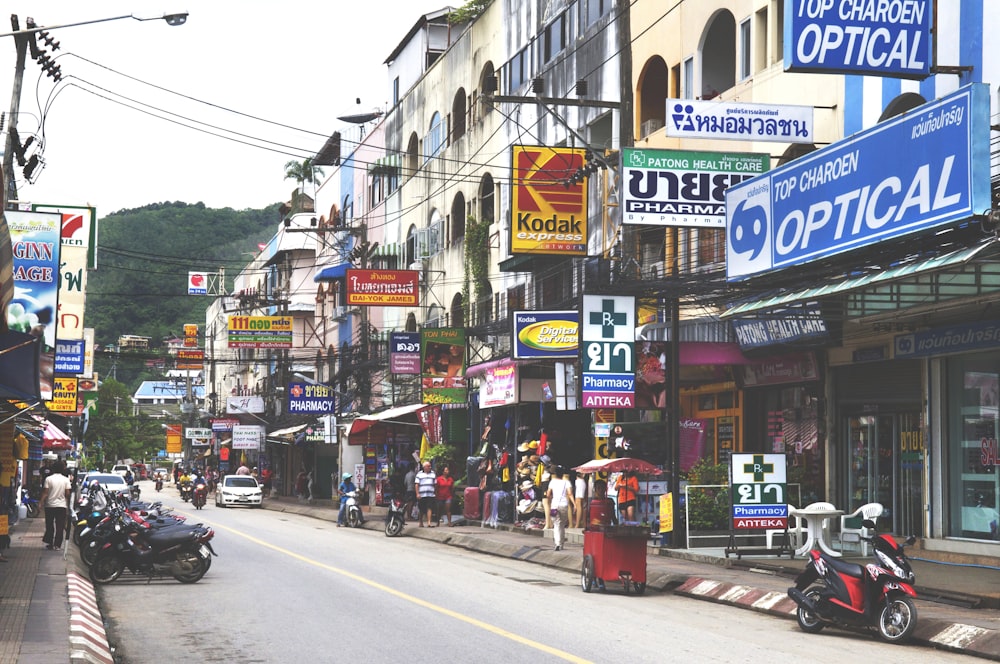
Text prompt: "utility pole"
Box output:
[[2, 15, 29, 208]]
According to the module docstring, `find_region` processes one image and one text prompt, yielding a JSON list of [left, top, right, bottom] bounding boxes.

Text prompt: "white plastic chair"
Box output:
[[765, 504, 802, 550], [839, 502, 883, 555]]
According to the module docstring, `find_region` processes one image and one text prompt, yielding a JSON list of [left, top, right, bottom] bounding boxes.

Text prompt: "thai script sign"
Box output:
[[783, 0, 931, 78], [622, 148, 769, 228], [730, 453, 787, 530], [227, 315, 293, 348], [513, 310, 579, 359], [421, 328, 467, 404], [177, 349, 204, 370], [346, 269, 419, 306], [726, 84, 990, 281], [187, 272, 208, 295], [895, 319, 1000, 359], [55, 340, 85, 374], [665, 99, 813, 143], [287, 381, 336, 414], [510, 145, 588, 255], [581, 295, 635, 409], [390, 332, 421, 374], [741, 353, 819, 387]]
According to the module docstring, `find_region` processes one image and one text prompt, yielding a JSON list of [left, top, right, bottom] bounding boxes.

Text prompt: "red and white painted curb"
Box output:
[[66, 571, 114, 664], [673, 576, 1000, 659]]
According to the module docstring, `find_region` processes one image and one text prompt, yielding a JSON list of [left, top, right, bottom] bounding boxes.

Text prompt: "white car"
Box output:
[[111, 464, 130, 478], [216, 475, 263, 508], [83, 472, 131, 499]]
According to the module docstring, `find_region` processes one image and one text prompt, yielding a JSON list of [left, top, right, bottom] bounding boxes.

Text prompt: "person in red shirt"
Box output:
[[616, 472, 639, 523], [435, 464, 456, 526]]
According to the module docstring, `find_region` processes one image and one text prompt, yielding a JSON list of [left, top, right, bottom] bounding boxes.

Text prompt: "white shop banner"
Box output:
[[665, 99, 814, 144]]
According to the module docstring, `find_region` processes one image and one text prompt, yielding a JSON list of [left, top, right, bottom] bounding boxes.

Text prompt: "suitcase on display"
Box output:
[[497, 490, 514, 523], [466, 456, 485, 490], [463, 486, 481, 520]]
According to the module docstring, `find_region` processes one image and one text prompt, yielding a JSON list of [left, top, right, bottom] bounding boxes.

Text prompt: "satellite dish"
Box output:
[[337, 111, 382, 124]]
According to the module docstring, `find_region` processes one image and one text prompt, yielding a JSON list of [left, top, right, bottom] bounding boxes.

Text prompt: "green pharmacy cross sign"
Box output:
[[730, 453, 787, 530]]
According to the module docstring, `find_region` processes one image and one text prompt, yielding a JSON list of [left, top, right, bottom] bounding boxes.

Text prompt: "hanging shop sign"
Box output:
[[211, 418, 239, 432], [345, 269, 419, 306], [176, 349, 204, 370], [479, 361, 518, 408], [783, 0, 931, 78], [741, 352, 819, 387], [622, 148, 769, 228], [226, 395, 265, 414], [227, 315, 293, 348], [165, 424, 182, 454], [32, 205, 98, 341], [390, 332, 421, 374], [187, 272, 208, 295], [894, 319, 1000, 359], [581, 294, 635, 409], [48, 376, 78, 412], [512, 310, 578, 358], [55, 339, 85, 374], [726, 84, 991, 282], [232, 425, 265, 451], [510, 145, 588, 256], [287, 381, 336, 414], [664, 100, 813, 144], [731, 311, 829, 350], [730, 453, 787, 530], [420, 328, 467, 404]]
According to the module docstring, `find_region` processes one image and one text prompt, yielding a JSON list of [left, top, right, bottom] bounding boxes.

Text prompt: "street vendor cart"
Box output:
[[573, 457, 663, 595]]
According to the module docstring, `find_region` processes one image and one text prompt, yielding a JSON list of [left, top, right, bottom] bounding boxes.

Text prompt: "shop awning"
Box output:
[[348, 402, 425, 437], [40, 418, 72, 451], [314, 261, 353, 282], [721, 241, 996, 319], [268, 423, 309, 438]]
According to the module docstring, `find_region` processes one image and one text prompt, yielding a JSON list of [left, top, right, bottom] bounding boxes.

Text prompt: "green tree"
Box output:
[[83, 379, 165, 468], [283, 158, 325, 187]]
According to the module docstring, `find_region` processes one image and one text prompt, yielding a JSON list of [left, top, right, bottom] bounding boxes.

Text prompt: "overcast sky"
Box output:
[[1, 1, 450, 215]]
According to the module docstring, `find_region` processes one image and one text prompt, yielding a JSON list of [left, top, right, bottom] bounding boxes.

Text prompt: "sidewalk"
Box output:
[[265, 497, 1000, 660], [0, 514, 112, 664]]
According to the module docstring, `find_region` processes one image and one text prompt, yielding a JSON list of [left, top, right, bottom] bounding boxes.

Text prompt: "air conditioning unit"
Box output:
[[408, 260, 425, 272], [643, 260, 665, 280], [641, 118, 664, 139], [333, 306, 350, 320]]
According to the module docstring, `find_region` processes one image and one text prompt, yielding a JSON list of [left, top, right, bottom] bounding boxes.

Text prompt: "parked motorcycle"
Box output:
[[343, 490, 364, 528], [129, 483, 141, 501], [88, 509, 217, 584], [788, 519, 918, 643], [192, 481, 207, 510], [21, 487, 39, 518], [384, 495, 405, 537]]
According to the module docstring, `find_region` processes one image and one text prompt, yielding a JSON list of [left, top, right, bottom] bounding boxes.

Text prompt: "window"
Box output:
[[543, 13, 566, 62], [392, 77, 400, 107], [509, 47, 528, 91], [425, 112, 445, 162], [683, 57, 694, 99], [586, 0, 610, 27], [739, 18, 751, 80]]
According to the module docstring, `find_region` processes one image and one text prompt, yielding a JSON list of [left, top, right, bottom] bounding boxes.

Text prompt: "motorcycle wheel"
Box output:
[[878, 596, 917, 643], [72, 524, 84, 546], [172, 548, 209, 583], [26, 502, 40, 518], [81, 539, 102, 567], [796, 587, 826, 633], [348, 508, 362, 528], [385, 516, 403, 537], [90, 554, 124, 584]]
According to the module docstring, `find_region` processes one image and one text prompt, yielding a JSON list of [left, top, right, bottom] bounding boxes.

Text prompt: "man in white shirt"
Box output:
[[40, 460, 72, 550], [414, 461, 437, 527]]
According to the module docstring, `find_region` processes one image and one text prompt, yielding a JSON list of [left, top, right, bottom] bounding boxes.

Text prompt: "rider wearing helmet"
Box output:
[[337, 472, 357, 527]]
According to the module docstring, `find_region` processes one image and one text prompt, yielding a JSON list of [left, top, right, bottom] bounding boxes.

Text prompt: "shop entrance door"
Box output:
[[845, 412, 924, 537]]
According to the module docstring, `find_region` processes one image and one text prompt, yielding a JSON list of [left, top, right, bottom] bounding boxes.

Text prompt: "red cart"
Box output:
[[573, 458, 663, 595]]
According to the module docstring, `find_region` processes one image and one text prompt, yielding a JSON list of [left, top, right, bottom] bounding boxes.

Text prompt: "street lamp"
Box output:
[[1, 11, 188, 208]]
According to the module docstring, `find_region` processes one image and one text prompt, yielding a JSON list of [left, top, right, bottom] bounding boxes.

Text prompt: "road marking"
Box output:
[[213, 523, 592, 663]]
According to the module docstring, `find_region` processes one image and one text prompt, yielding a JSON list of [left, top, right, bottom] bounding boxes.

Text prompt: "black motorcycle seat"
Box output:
[[144, 527, 200, 546], [825, 555, 865, 578]]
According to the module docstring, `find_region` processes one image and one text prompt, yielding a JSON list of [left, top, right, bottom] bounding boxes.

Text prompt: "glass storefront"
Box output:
[[946, 353, 1000, 541]]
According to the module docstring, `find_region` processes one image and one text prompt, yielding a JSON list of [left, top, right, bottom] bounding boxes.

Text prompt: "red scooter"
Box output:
[[192, 481, 208, 510], [788, 519, 918, 643]]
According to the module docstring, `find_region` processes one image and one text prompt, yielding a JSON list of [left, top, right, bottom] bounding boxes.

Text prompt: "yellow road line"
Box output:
[[212, 522, 592, 663]]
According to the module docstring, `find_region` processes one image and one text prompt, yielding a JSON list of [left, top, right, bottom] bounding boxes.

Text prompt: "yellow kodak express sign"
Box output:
[[511, 145, 588, 255]]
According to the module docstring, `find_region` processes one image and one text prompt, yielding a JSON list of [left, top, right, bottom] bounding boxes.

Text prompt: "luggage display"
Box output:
[[466, 456, 485, 490], [497, 490, 514, 523], [463, 486, 481, 520]]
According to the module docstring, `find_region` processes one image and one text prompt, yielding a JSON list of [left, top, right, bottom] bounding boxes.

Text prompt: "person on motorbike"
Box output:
[[337, 472, 358, 527]]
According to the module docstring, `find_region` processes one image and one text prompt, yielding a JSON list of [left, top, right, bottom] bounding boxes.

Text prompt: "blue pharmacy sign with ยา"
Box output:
[[784, 0, 932, 78], [730, 453, 787, 530], [726, 84, 991, 282]]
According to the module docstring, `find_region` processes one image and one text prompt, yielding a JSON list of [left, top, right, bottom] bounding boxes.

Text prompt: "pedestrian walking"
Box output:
[[545, 465, 573, 551], [40, 460, 71, 550], [415, 461, 436, 527], [403, 463, 417, 523]]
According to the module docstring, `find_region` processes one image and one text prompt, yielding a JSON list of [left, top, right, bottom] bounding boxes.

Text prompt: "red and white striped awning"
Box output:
[[39, 418, 71, 451]]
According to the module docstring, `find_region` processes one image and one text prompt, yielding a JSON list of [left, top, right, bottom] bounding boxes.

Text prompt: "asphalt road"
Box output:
[[96, 483, 971, 663]]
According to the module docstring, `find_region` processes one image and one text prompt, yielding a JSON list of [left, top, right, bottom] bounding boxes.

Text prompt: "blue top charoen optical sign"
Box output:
[[726, 84, 990, 282], [784, 0, 932, 78]]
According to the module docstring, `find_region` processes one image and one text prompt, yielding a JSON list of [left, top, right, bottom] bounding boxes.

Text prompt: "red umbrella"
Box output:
[[573, 458, 663, 475]]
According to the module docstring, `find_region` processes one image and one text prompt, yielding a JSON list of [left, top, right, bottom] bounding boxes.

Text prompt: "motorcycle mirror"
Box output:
[[861, 519, 877, 529], [905, 535, 917, 545]]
